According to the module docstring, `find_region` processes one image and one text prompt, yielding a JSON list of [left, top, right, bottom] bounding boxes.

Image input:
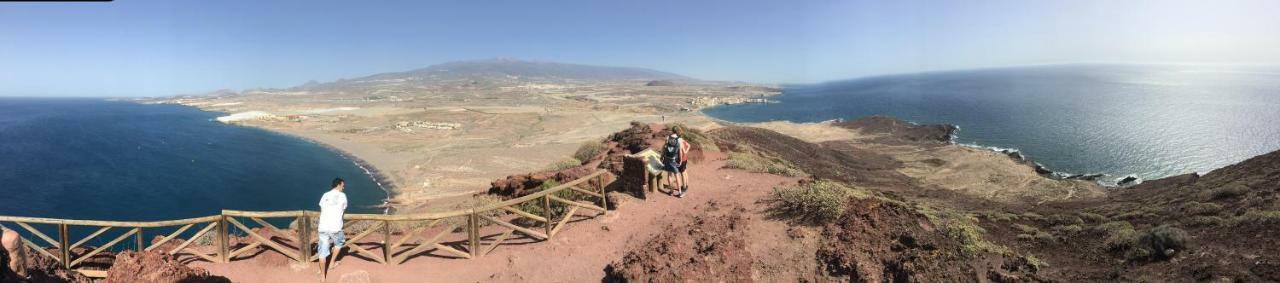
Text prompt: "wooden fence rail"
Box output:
[[0, 170, 610, 278]]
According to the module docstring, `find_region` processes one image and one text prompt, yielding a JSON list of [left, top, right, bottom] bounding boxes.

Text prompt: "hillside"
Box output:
[[300, 58, 692, 91]]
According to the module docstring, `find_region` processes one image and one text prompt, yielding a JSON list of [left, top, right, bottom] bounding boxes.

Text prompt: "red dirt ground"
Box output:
[[191, 149, 804, 282]]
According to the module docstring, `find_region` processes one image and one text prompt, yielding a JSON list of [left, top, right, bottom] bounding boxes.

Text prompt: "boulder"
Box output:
[[1, 245, 92, 283], [105, 251, 229, 283]]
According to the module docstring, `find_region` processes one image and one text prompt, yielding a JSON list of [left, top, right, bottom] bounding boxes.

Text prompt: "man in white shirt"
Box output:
[[317, 177, 347, 269]]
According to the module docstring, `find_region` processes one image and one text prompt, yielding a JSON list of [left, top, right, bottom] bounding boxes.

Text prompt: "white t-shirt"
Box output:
[[318, 189, 347, 232]]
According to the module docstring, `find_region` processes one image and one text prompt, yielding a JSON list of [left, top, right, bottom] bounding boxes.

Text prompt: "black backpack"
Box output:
[[663, 137, 682, 165]]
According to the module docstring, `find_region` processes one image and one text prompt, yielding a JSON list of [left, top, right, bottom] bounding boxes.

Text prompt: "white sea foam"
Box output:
[[215, 111, 277, 123]]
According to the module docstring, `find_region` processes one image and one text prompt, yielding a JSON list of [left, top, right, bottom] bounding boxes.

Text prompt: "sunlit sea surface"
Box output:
[[705, 65, 1280, 182]]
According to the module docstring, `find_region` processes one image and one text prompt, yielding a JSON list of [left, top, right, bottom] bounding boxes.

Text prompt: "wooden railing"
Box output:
[[0, 170, 610, 278]]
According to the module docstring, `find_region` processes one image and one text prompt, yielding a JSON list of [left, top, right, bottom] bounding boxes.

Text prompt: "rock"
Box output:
[[605, 191, 631, 210], [833, 115, 957, 144], [1064, 173, 1106, 181], [1116, 175, 1141, 186], [1, 245, 93, 283], [1033, 164, 1054, 175], [604, 204, 754, 282], [105, 251, 229, 283]]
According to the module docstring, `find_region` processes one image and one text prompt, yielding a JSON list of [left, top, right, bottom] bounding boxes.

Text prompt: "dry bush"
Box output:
[[546, 158, 582, 171], [765, 180, 861, 225], [573, 141, 608, 162]]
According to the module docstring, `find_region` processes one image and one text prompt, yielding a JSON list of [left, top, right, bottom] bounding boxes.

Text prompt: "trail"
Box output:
[[193, 149, 799, 282]]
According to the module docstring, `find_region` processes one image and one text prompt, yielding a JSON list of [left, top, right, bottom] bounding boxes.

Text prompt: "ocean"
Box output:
[[0, 98, 386, 222], [704, 65, 1280, 183]]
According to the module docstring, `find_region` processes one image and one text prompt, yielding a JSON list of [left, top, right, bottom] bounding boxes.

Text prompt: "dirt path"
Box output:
[[193, 150, 799, 282]]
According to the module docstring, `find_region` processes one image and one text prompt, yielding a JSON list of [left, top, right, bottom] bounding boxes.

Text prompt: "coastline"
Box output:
[[258, 129, 398, 214], [704, 106, 1130, 187], [184, 105, 399, 214]]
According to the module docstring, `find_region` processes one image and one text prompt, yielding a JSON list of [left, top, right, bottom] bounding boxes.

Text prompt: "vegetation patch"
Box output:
[[934, 211, 1010, 256], [668, 123, 716, 151], [1230, 210, 1280, 226], [1020, 212, 1046, 223], [725, 145, 806, 177], [546, 158, 583, 171], [1205, 183, 1249, 200], [1046, 214, 1085, 226], [513, 180, 593, 227], [1125, 225, 1189, 261], [1182, 215, 1225, 227], [1180, 201, 1224, 216], [1078, 212, 1108, 223], [1012, 223, 1040, 234], [765, 180, 867, 225], [573, 140, 608, 162], [1094, 221, 1139, 252], [980, 210, 1019, 222]]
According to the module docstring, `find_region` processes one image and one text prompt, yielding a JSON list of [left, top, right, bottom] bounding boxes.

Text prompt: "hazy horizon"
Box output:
[[3, 0, 1280, 97]]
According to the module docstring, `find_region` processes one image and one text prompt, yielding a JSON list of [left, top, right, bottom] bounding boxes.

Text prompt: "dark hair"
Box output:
[[331, 177, 345, 188]]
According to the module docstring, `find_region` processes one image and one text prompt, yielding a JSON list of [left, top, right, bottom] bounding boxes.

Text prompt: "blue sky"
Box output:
[[2, 0, 1279, 97]]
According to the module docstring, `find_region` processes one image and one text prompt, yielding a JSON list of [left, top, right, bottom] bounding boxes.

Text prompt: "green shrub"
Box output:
[[980, 211, 1020, 222], [765, 180, 858, 225], [1114, 211, 1152, 220], [573, 141, 608, 162], [1047, 214, 1085, 226], [726, 149, 805, 177], [1182, 215, 1224, 227], [1016, 231, 1055, 244], [546, 158, 582, 171], [1078, 212, 1108, 223], [1021, 212, 1046, 223], [1208, 183, 1249, 200], [937, 211, 1009, 256], [1231, 210, 1280, 226], [1050, 224, 1084, 235], [1012, 223, 1040, 234], [1094, 221, 1138, 251], [1024, 255, 1047, 271], [1126, 225, 1189, 260], [1181, 202, 1223, 216]]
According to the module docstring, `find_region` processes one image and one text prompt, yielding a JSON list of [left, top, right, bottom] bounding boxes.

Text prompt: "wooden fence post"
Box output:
[[217, 215, 229, 263], [382, 220, 391, 265], [597, 174, 608, 211], [59, 223, 70, 269], [467, 213, 479, 259], [136, 228, 144, 252], [542, 196, 553, 240], [297, 215, 310, 264]]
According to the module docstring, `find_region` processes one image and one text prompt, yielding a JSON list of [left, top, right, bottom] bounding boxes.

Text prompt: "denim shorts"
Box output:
[[317, 231, 345, 259]]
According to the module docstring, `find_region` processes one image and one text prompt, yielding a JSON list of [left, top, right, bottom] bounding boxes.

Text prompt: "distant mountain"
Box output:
[[343, 58, 691, 85]]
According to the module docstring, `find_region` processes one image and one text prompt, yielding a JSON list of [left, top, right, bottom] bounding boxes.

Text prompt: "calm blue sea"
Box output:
[[705, 65, 1280, 182], [0, 98, 385, 221]]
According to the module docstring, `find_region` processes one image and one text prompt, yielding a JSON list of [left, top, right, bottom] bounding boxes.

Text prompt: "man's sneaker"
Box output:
[[678, 185, 687, 198]]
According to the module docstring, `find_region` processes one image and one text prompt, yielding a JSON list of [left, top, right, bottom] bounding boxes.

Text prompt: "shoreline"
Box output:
[[264, 130, 398, 214], [183, 104, 399, 214], [702, 109, 1138, 187]]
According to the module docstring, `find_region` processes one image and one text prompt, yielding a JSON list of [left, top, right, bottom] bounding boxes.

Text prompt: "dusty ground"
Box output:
[[191, 149, 808, 282]]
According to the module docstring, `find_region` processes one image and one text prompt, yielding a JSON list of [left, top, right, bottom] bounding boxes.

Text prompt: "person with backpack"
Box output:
[[663, 133, 692, 198]]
